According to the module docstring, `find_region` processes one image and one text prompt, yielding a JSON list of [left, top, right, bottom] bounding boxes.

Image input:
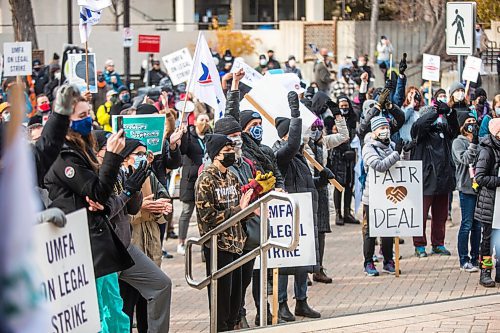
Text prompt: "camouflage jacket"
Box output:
[[195, 164, 246, 254]]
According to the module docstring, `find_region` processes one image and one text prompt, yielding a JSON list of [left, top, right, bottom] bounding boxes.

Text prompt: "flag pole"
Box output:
[[85, 41, 90, 92], [179, 32, 201, 128]]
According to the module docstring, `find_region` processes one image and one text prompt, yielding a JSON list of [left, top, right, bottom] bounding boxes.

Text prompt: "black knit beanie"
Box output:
[[275, 117, 291, 138], [205, 134, 234, 161], [214, 116, 242, 135], [240, 110, 262, 130]]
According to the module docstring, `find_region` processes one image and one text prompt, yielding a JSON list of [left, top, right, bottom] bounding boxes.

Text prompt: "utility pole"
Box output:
[[67, 0, 73, 44], [124, 0, 131, 87]]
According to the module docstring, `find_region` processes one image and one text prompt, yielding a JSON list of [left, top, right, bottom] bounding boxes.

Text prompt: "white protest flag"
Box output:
[[240, 73, 317, 148], [188, 32, 226, 120], [0, 108, 48, 330], [79, 1, 111, 44]]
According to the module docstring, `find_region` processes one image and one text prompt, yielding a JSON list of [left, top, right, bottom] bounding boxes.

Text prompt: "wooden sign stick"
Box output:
[[395, 237, 400, 278], [244, 94, 345, 192], [272, 268, 279, 325]]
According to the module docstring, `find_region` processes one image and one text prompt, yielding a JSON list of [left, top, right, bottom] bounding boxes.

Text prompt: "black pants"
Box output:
[[334, 182, 353, 214], [203, 247, 242, 332], [318, 232, 326, 267], [119, 280, 148, 333], [481, 222, 493, 257], [362, 205, 393, 265]]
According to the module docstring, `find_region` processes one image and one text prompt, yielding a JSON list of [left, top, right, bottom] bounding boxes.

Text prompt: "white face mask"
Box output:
[[453, 91, 465, 102], [259, 59, 267, 66], [229, 135, 243, 158], [376, 129, 390, 140], [288, 60, 296, 67], [494, 107, 500, 116], [2, 112, 10, 122]]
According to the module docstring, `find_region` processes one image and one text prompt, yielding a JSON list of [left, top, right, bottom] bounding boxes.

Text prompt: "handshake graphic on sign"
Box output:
[[386, 186, 408, 204]]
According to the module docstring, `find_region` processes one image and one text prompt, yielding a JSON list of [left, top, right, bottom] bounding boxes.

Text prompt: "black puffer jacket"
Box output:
[[180, 126, 206, 202], [307, 138, 330, 233], [410, 108, 460, 196], [474, 135, 500, 224], [44, 142, 134, 278]]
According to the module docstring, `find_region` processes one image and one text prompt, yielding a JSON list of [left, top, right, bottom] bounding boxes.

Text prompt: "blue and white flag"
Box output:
[[188, 32, 226, 120], [79, 0, 110, 44]]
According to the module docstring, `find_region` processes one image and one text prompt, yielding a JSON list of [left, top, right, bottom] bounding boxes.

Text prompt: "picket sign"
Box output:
[[111, 114, 166, 155], [254, 192, 316, 269], [67, 53, 98, 93], [244, 94, 344, 192], [162, 48, 193, 86], [3, 42, 32, 77], [462, 55, 482, 97], [422, 54, 441, 106], [492, 170, 500, 229], [230, 57, 263, 88], [368, 160, 424, 277], [33, 209, 101, 333]]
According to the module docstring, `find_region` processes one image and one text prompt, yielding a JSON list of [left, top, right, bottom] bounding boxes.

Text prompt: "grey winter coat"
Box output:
[[452, 135, 479, 195], [474, 135, 500, 224], [361, 135, 401, 205], [358, 104, 406, 141]]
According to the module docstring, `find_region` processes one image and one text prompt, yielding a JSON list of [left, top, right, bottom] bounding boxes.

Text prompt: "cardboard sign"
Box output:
[[255, 193, 316, 269], [112, 114, 166, 155], [33, 209, 101, 333], [162, 48, 193, 86], [240, 73, 317, 148], [493, 170, 500, 229], [462, 55, 482, 83], [368, 161, 423, 237], [66, 53, 97, 93], [446, 2, 476, 56], [123, 27, 133, 48], [32, 49, 45, 66], [3, 42, 32, 76], [230, 57, 263, 88], [138, 34, 160, 53], [422, 54, 441, 82]]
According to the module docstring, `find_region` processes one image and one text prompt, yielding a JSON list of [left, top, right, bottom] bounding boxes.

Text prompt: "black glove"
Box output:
[[385, 78, 396, 92], [436, 101, 450, 115], [319, 167, 335, 181], [124, 161, 150, 196], [472, 125, 479, 145], [288, 91, 300, 118], [377, 88, 391, 109], [326, 100, 341, 117], [399, 53, 407, 75], [402, 140, 416, 152]]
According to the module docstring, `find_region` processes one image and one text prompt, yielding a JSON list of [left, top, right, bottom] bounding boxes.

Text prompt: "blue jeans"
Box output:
[[457, 192, 482, 266], [278, 269, 308, 303]]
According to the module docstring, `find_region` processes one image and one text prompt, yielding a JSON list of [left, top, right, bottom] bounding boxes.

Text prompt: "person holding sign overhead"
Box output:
[[361, 116, 401, 276], [474, 118, 500, 287]]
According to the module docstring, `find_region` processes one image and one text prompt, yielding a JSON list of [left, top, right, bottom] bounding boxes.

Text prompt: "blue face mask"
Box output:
[[495, 107, 500, 117], [133, 155, 147, 170], [70, 116, 93, 136], [120, 93, 130, 103], [249, 125, 263, 141]]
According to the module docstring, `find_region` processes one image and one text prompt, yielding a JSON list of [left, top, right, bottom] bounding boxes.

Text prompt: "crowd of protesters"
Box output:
[[0, 38, 499, 333]]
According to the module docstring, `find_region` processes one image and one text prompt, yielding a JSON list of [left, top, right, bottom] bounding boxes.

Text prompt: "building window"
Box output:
[[195, 0, 231, 30], [242, 0, 305, 29]]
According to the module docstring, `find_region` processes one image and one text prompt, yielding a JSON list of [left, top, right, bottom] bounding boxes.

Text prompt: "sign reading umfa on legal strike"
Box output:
[[255, 193, 316, 269], [368, 161, 423, 237], [112, 114, 166, 155], [3, 41, 32, 76], [33, 209, 100, 333], [162, 48, 193, 86]]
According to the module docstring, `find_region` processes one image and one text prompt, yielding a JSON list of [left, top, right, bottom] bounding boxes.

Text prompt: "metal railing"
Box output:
[[185, 191, 301, 333]]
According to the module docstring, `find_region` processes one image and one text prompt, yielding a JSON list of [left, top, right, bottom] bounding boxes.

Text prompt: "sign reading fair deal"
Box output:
[[112, 114, 166, 155], [3, 42, 32, 76], [368, 161, 423, 237], [255, 193, 316, 269], [34, 209, 100, 333]]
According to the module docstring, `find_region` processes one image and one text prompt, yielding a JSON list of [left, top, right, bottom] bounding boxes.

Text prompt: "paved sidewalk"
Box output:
[[160, 195, 500, 332]]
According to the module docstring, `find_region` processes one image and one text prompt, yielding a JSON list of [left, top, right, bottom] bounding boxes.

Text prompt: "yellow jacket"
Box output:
[[96, 101, 113, 132]]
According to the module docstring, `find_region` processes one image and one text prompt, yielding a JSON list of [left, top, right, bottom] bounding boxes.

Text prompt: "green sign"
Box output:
[[112, 114, 166, 155]]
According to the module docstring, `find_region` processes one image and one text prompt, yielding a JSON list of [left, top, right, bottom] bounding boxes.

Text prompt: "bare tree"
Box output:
[[369, 0, 379, 65], [109, 0, 124, 31], [419, 0, 447, 60], [9, 0, 38, 48]]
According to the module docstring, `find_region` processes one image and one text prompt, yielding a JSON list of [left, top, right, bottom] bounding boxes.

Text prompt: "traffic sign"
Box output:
[[123, 27, 133, 48], [446, 2, 476, 56], [138, 34, 160, 53]]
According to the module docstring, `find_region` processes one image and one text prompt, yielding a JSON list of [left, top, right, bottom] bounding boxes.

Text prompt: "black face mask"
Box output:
[[219, 152, 236, 168]]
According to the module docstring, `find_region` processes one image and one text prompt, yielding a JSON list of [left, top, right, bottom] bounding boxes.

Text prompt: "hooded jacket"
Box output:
[[474, 135, 500, 224], [410, 107, 460, 196], [451, 135, 479, 195]]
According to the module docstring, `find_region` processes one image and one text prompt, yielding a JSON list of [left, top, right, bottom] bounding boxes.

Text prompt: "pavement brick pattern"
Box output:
[[159, 195, 500, 332]]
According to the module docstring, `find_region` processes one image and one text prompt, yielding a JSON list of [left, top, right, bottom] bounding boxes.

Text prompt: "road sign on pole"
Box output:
[[446, 2, 476, 56]]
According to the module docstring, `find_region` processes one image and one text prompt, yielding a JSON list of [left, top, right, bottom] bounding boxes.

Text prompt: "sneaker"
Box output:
[[162, 250, 173, 259], [177, 243, 186, 255], [415, 246, 428, 258], [364, 262, 379, 276], [168, 231, 179, 239], [461, 262, 479, 273], [372, 254, 379, 262], [382, 260, 397, 275], [431, 245, 451, 256]]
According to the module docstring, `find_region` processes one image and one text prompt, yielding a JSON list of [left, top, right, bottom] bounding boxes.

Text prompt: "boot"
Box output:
[[344, 211, 360, 224], [239, 315, 249, 329], [278, 301, 296, 322], [480, 256, 496, 288], [294, 298, 321, 318], [335, 209, 344, 225], [313, 267, 333, 284]]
